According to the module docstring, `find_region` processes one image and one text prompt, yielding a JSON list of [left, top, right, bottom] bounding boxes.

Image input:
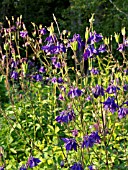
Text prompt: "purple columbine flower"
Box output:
[[71, 33, 84, 50], [88, 165, 94, 170], [19, 165, 27, 170], [90, 44, 99, 55], [123, 84, 128, 91], [117, 44, 125, 52], [124, 69, 128, 75], [124, 39, 128, 47], [60, 160, 65, 168], [40, 28, 47, 35], [39, 66, 45, 73], [82, 131, 100, 148], [92, 85, 104, 98], [83, 48, 92, 60], [33, 74, 42, 81], [41, 41, 65, 55], [39, 38, 42, 44], [20, 31, 28, 38], [51, 77, 57, 83], [54, 62, 61, 69], [10, 26, 16, 32], [41, 44, 50, 53], [83, 45, 98, 60], [51, 56, 57, 63], [11, 60, 17, 68], [71, 129, 78, 137], [27, 156, 41, 168], [59, 43, 66, 53], [45, 35, 57, 44], [88, 31, 103, 44], [61, 138, 77, 151], [123, 101, 128, 106], [90, 131, 101, 143], [58, 94, 65, 101], [57, 77, 63, 83], [41, 44, 57, 55], [90, 68, 99, 75], [118, 108, 128, 119], [98, 44, 106, 53], [106, 85, 120, 94], [60, 86, 66, 92], [68, 87, 82, 98], [86, 95, 92, 101], [0, 167, 4, 170], [11, 71, 18, 80], [70, 163, 84, 170], [55, 42, 66, 53], [56, 109, 75, 123], [103, 97, 119, 113], [28, 61, 34, 69]]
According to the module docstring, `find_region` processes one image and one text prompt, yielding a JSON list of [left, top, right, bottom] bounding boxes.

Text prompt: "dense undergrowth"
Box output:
[[0, 15, 128, 170]]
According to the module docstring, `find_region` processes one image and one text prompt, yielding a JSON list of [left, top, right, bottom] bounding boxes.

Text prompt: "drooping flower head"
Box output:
[[123, 101, 128, 106], [11, 71, 18, 80], [68, 87, 82, 98], [45, 35, 57, 44], [70, 162, 84, 170], [39, 66, 45, 73], [123, 84, 128, 91], [61, 138, 77, 151], [57, 77, 63, 83], [0, 167, 4, 170], [103, 97, 119, 113], [92, 85, 104, 98], [40, 28, 47, 35], [56, 109, 75, 123], [11, 60, 18, 68], [124, 39, 128, 47], [27, 156, 41, 168], [51, 77, 57, 83], [20, 31, 28, 38], [60, 160, 65, 168], [117, 44, 125, 52], [82, 131, 100, 148], [71, 129, 78, 137], [58, 94, 65, 101], [118, 108, 128, 119], [106, 84, 120, 94], [88, 31, 103, 44], [88, 165, 95, 170], [32, 74, 42, 82], [51, 56, 57, 64], [86, 95, 92, 101], [83, 45, 98, 60], [19, 165, 27, 170], [124, 69, 128, 75], [71, 33, 84, 50], [98, 44, 106, 53], [90, 68, 99, 75], [54, 62, 61, 69]]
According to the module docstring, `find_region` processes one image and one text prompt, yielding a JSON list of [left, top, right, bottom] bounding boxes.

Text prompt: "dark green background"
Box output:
[[0, 0, 128, 36]]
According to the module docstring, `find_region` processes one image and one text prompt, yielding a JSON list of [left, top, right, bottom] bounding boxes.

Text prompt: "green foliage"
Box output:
[[0, 75, 9, 109], [0, 16, 128, 169], [61, 0, 128, 37], [0, 0, 128, 37]]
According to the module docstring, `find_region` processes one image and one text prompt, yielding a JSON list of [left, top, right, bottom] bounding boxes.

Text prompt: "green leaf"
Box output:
[[10, 148, 17, 154]]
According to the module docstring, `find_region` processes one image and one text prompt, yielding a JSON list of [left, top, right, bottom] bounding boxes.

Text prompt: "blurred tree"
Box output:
[[0, 0, 17, 26], [0, 0, 128, 37], [15, 0, 69, 27], [60, 0, 128, 37]]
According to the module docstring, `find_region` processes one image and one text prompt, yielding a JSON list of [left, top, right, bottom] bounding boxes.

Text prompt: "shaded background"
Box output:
[[0, 0, 128, 37]]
